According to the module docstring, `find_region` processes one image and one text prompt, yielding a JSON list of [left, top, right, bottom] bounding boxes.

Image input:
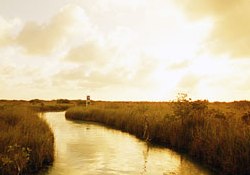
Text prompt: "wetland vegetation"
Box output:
[[66, 95, 250, 175], [1, 96, 250, 174], [0, 106, 54, 174], [0, 99, 77, 174]]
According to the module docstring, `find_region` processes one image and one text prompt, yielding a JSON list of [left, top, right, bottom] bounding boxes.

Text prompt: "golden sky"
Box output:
[[0, 0, 249, 101]]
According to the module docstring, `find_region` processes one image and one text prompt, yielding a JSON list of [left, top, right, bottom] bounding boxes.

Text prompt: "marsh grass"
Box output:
[[29, 99, 74, 112], [66, 100, 250, 175], [0, 106, 54, 175], [0, 99, 75, 113]]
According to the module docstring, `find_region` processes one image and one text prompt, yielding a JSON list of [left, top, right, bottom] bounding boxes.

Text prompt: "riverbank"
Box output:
[[0, 105, 55, 174], [65, 100, 250, 175], [0, 99, 76, 112], [44, 111, 213, 175]]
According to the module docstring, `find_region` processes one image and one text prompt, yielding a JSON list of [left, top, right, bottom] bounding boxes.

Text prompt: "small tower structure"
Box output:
[[86, 95, 91, 107]]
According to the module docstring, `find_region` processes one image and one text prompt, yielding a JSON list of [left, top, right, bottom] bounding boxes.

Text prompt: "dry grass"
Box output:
[[0, 99, 77, 113], [0, 105, 54, 175], [0, 99, 85, 174], [66, 100, 250, 175]]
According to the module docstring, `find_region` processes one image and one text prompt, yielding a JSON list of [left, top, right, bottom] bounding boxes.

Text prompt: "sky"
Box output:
[[0, 0, 250, 101]]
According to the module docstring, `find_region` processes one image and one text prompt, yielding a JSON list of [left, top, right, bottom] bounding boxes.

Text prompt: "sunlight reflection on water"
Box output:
[[40, 112, 213, 175]]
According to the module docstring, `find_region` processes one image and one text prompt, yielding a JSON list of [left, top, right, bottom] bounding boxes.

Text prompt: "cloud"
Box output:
[[64, 41, 114, 65], [15, 4, 92, 55], [53, 53, 158, 91], [52, 66, 129, 90], [0, 16, 21, 46], [0, 64, 41, 83], [16, 21, 62, 55], [178, 0, 250, 58], [0, 33, 13, 47], [0, 65, 15, 76], [168, 60, 190, 70], [179, 0, 240, 18], [53, 66, 132, 89], [176, 74, 201, 94]]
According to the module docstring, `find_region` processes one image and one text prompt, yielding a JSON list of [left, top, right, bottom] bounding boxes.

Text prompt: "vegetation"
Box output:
[[0, 98, 85, 174], [65, 95, 250, 175], [0, 99, 78, 112], [0, 99, 86, 174], [29, 99, 74, 112], [1, 97, 249, 174], [0, 106, 54, 174]]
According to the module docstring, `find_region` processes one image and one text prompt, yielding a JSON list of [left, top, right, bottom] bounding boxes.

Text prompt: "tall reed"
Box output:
[[0, 106, 54, 175], [65, 101, 250, 175]]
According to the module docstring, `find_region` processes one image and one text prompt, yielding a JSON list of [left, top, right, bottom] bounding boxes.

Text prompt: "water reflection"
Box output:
[[141, 143, 149, 175], [41, 112, 213, 175]]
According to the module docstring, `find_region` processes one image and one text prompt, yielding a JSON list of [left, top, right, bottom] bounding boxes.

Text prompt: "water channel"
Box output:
[[40, 112, 214, 175]]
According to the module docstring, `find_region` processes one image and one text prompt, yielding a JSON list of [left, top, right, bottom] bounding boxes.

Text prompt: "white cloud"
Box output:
[[0, 16, 22, 46], [64, 41, 114, 66], [15, 5, 93, 55], [0, 1, 250, 101], [0, 4, 96, 56], [178, 0, 250, 58]]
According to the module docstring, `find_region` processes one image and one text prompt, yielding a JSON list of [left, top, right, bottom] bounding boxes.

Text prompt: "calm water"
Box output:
[[40, 112, 213, 175]]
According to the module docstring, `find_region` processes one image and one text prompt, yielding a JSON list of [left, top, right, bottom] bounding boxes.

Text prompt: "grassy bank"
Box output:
[[0, 99, 77, 112], [65, 100, 250, 175], [0, 106, 54, 174]]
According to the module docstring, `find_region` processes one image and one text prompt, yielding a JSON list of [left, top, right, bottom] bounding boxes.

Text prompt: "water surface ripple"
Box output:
[[41, 112, 213, 175]]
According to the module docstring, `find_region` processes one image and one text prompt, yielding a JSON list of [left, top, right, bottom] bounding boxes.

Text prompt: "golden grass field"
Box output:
[[66, 97, 250, 175], [0, 99, 77, 174], [1, 97, 250, 174]]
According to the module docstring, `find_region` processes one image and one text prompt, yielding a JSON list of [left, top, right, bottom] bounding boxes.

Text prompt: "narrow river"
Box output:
[[40, 112, 214, 175]]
